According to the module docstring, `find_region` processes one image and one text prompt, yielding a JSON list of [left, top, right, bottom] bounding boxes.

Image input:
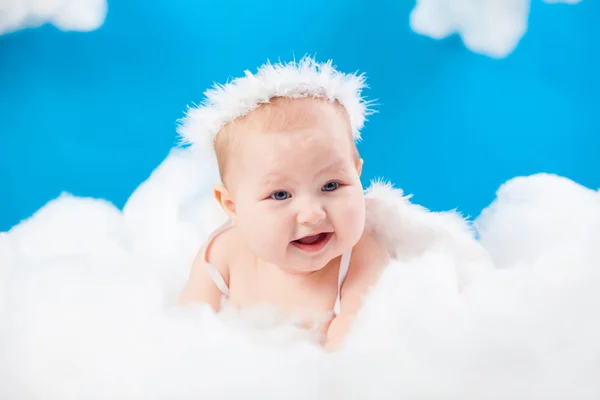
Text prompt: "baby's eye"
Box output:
[[322, 181, 339, 192], [270, 191, 291, 201]]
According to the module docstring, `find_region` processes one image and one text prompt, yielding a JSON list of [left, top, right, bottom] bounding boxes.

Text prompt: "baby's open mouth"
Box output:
[[291, 232, 332, 252]]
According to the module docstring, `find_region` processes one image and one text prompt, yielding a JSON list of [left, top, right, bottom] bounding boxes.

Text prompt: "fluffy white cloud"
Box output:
[[0, 0, 107, 36], [410, 0, 582, 58], [1, 146, 598, 398]]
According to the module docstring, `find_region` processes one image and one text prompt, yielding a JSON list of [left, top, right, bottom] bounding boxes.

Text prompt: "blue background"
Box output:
[[1, 0, 598, 232]]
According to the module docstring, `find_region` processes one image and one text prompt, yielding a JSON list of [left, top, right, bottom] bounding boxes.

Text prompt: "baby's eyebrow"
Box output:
[[314, 159, 346, 176], [260, 174, 291, 186], [260, 159, 348, 186]]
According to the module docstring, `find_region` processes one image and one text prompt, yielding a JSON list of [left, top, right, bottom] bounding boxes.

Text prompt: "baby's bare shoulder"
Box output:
[[179, 225, 242, 308], [339, 231, 390, 307], [351, 230, 390, 271], [205, 224, 244, 268]]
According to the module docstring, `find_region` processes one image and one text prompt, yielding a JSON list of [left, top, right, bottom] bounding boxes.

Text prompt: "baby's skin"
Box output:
[[179, 97, 390, 350]]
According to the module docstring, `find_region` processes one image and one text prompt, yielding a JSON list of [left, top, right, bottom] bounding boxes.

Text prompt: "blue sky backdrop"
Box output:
[[1, 0, 598, 231]]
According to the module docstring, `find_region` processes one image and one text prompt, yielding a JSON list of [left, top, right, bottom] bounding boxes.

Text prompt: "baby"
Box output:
[[178, 58, 390, 350]]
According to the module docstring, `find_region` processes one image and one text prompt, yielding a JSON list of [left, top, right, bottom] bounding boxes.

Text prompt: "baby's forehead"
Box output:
[[237, 97, 350, 133], [240, 132, 352, 175], [237, 150, 351, 186], [241, 124, 351, 164], [218, 97, 356, 183]]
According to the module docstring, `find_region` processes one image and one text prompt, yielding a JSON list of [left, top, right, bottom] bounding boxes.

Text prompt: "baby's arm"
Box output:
[[178, 235, 230, 312], [325, 231, 390, 351]]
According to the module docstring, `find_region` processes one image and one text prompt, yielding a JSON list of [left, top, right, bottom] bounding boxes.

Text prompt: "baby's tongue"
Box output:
[[297, 233, 323, 245]]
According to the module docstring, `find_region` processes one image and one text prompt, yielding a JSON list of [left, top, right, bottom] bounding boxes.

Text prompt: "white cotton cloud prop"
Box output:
[[409, 0, 582, 58], [1, 148, 599, 399], [0, 0, 107, 36]]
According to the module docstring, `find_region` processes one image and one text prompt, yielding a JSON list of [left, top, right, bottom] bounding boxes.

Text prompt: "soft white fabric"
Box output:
[[1, 147, 599, 398], [410, 0, 582, 58], [177, 56, 374, 153], [0, 0, 107, 36]]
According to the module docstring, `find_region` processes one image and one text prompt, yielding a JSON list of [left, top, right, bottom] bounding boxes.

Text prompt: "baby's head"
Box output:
[[178, 57, 373, 273], [213, 96, 365, 273]]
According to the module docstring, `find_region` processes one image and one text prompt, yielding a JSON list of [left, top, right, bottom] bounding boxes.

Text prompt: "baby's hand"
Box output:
[[324, 314, 354, 351]]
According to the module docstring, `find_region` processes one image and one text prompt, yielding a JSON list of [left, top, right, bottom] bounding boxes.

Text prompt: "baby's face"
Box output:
[[225, 100, 365, 273]]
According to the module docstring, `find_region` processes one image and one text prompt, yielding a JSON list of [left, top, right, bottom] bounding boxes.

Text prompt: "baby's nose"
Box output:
[[297, 204, 326, 225]]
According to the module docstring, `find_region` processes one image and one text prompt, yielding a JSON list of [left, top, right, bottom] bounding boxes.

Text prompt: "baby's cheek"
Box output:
[[249, 210, 287, 244], [238, 207, 265, 239], [335, 195, 365, 232], [350, 195, 366, 234], [243, 223, 276, 259]]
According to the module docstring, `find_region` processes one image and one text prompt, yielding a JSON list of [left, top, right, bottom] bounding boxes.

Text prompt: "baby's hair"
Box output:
[[214, 97, 360, 185]]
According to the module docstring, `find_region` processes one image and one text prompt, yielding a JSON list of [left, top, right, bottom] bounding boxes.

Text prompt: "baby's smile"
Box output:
[[291, 232, 333, 253]]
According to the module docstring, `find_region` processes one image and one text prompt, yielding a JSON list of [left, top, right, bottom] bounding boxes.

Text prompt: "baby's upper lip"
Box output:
[[293, 231, 332, 241]]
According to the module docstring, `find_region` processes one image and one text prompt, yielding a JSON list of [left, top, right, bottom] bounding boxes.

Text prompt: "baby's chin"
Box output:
[[282, 245, 350, 274], [276, 255, 330, 275]]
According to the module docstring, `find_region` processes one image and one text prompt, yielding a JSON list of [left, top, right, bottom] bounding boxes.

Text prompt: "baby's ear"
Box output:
[[355, 158, 364, 177], [214, 184, 236, 220]]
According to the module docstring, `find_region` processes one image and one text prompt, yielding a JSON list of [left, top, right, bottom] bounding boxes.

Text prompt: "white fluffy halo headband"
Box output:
[[176, 56, 374, 151]]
